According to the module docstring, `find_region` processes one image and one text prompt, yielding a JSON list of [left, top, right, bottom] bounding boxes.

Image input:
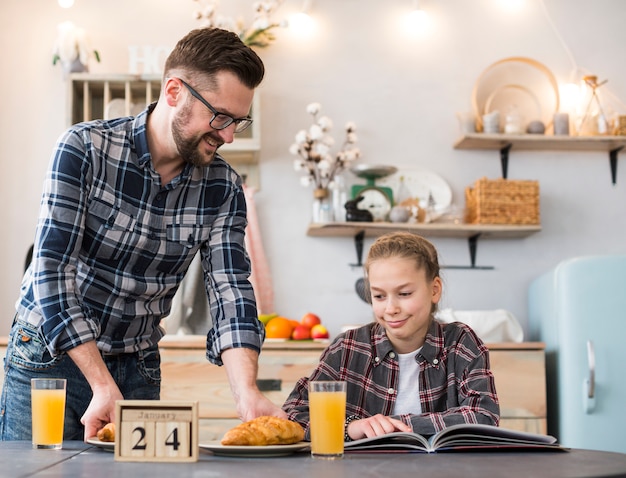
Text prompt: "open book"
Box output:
[[344, 423, 566, 453]]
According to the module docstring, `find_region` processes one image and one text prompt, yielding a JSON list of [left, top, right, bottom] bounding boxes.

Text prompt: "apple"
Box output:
[[310, 324, 329, 340], [291, 324, 311, 340], [301, 312, 321, 329]]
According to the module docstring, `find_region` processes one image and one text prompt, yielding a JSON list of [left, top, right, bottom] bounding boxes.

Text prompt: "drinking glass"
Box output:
[[31, 378, 67, 449], [309, 381, 347, 459]]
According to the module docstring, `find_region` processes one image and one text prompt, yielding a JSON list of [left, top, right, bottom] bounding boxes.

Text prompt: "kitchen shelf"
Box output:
[[307, 222, 541, 269], [454, 133, 626, 183]]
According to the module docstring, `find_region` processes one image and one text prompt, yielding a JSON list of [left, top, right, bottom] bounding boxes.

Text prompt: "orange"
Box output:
[[265, 317, 295, 339]]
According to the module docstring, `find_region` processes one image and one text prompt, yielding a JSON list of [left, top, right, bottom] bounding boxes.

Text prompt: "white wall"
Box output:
[[1, 0, 625, 339]]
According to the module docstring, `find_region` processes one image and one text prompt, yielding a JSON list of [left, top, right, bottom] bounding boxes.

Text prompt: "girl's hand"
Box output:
[[346, 414, 412, 441]]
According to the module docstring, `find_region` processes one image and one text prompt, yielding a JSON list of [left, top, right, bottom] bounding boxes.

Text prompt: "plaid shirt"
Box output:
[[283, 320, 500, 438], [17, 106, 262, 364]]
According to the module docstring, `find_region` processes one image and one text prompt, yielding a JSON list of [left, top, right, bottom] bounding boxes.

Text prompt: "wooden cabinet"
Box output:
[[0, 338, 546, 441], [67, 73, 262, 188]]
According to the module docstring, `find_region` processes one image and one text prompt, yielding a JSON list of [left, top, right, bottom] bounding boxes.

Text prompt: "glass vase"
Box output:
[[312, 188, 333, 223]]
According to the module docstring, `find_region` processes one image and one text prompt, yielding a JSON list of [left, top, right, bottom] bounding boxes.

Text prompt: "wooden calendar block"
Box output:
[[114, 400, 198, 462]]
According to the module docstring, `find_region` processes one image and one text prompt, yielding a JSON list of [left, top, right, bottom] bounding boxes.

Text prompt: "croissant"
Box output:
[[221, 416, 305, 446], [96, 422, 115, 442]]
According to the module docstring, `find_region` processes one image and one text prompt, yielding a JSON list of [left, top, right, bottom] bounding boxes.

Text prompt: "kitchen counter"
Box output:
[[3, 441, 626, 478]]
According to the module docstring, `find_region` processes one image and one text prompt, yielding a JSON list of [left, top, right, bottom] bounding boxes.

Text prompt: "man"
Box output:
[[0, 27, 285, 442]]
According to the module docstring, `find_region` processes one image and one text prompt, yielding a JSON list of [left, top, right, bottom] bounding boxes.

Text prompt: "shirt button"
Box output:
[[433, 359, 439, 365], [374, 357, 380, 363], [389, 352, 396, 359], [148, 232, 157, 240], [388, 388, 395, 395]]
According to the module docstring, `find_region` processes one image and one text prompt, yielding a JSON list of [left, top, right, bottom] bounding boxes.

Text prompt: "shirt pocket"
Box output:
[[157, 224, 209, 275], [84, 198, 138, 263]]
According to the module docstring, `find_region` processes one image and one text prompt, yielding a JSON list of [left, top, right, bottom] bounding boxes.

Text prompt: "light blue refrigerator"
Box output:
[[528, 255, 626, 453]]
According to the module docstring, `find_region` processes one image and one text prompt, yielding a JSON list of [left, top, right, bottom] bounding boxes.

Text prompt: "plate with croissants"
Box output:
[[87, 422, 116, 451], [200, 416, 309, 457]]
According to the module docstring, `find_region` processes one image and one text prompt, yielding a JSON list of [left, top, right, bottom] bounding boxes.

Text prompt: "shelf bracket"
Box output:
[[441, 233, 494, 270], [349, 230, 366, 268], [500, 143, 512, 179], [609, 146, 623, 185]]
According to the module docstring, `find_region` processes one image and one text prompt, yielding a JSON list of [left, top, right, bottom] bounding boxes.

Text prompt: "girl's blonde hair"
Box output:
[[364, 232, 441, 312]]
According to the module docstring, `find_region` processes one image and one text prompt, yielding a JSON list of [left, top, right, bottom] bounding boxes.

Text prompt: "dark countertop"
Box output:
[[2, 441, 626, 478]]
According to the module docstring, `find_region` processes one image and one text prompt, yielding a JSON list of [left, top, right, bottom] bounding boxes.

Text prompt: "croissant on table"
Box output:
[[221, 416, 304, 446], [96, 423, 115, 442]]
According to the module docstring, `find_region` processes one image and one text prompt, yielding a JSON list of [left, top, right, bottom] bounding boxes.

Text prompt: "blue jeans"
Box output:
[[0, 317, 161, 440]]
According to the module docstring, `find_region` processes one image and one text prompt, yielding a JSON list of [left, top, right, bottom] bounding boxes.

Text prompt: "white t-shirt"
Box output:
[[393, 348, 422, 415]]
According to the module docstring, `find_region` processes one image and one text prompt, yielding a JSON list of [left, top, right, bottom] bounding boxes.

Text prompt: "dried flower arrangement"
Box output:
[[290, 103, 361, 191], [192, 0, 286, 48], [52, 21, 100, 73]]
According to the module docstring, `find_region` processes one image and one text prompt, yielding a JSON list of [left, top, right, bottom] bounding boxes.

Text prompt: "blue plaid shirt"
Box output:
[[17, 105, 263, 364]]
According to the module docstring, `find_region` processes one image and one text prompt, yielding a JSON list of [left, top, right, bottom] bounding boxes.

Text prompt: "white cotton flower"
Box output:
[[318, 158, 332, 172], [321, 135, 335, 147], [252, 17, 270, 30], [317, 116, 333, 131], [313, 142, 330, 157], [345, 121, 357, 132], [289, 143, 301, 155], [295, 129, 308, 144], [294, 159, 306, 171], [306, 103, 321, 115], [300, 175, 312, 187], [346, 132, 358, 144], [309, 124, 324, 140]]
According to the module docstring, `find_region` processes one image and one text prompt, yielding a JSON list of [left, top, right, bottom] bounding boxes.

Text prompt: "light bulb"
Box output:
[[58, 0, 75, 8], [559, 82, 581, 114], [402, 7, 431, 35], [289, 12, 315, 38]]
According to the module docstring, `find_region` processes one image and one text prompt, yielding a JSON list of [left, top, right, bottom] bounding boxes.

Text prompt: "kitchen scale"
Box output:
[[350, 164, 398, 221]]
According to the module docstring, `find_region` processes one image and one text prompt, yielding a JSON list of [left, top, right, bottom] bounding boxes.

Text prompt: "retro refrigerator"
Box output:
[[528, 255, 626, 453]]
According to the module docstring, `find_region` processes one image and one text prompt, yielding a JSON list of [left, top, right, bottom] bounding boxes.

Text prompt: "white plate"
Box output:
[[199, 441, 310, 457], [484, 83, 543, 131], [86, 436, 114, 451], [378, 169, 452, 213], [472, 57, 559, 131]]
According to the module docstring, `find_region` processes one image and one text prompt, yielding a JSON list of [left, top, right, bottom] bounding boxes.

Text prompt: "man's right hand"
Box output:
[[66, 341, 123, 441]]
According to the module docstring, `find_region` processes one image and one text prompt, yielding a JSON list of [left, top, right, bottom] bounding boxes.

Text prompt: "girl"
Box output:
[[283, 232, 499, 441]]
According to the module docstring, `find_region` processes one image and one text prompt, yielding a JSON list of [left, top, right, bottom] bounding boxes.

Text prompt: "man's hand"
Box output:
[[221, 347, 287, 421], [66, 341, 123, 440], [346, 414, 412, 441]]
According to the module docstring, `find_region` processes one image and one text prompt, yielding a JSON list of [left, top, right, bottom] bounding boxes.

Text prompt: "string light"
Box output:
[[289, 0, 315, 38], [402, 0, 431, 35]]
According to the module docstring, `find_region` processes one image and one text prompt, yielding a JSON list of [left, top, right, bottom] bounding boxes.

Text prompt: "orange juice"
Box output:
[[309, 383, 346, 458], [31, 381, 66, 449]]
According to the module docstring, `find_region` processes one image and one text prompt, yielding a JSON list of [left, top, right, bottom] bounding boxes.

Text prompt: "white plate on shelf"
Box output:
[[377, 169, 452, 213], [86, 436, 114, 451], [199, 441, 310, 457], [484, 83, 543, 131], [472, 56, 559, 131]]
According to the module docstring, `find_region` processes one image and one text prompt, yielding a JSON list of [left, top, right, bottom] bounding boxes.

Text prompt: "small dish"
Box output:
[[86, 437, 114, 452], [378, 168, 452, 213], [199, 441, 310, 457]]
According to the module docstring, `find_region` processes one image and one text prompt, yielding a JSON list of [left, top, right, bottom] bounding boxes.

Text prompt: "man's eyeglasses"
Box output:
[[178, 78, 253, 133]]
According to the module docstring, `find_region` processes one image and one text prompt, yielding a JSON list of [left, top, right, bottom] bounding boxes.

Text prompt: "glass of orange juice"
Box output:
[[31, 378, 67, 449], [309, 381, 347, 459]]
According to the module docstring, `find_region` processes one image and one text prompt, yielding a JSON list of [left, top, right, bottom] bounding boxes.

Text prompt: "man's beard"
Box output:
[[172, 103, 223, 167]]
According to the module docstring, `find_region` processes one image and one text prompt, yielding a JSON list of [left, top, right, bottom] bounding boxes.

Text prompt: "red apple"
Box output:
[[301, 312, 321, 329], [291, 325, 311, 340], [311, 324, 329, 340]]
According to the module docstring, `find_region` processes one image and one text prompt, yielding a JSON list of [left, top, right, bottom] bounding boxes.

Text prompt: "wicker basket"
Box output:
[[465, 177, 540, 225]]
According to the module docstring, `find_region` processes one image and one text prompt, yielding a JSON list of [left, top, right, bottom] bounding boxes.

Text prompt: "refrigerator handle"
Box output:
[[583, 340, 596, 414]]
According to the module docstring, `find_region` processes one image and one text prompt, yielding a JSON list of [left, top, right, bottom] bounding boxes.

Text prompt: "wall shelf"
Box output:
[[307, 222, 541, 269], [454, 133, 626, 183]]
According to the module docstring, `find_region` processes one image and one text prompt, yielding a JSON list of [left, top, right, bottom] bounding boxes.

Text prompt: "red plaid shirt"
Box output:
[[283, 320, 500, 439]]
